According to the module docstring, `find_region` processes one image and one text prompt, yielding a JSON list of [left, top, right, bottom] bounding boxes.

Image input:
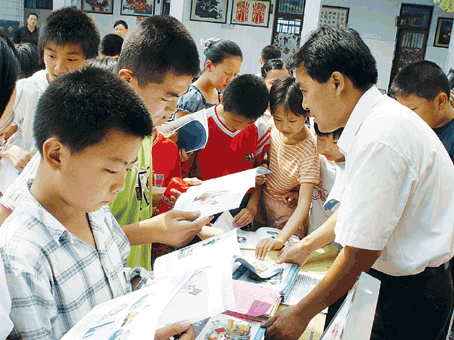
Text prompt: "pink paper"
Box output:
[[230, 280, 281, 316]]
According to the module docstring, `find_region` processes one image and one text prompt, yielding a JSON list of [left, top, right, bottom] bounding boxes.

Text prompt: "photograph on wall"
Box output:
[[0, 20, 20, 41], [318, 6, 349, 28], [190, 0, 229, 24], [70, 0, 82, 9], [25, 0, 53, 9], [121, 0, 154, 17], [230, 0, 271, 28], [434, 17, 453, 48], [82, 0, 113, 14]]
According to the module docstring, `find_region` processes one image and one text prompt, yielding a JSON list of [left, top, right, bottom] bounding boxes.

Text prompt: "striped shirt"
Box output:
[[265, 120, 320, 200], [0, 184, 150, 340]]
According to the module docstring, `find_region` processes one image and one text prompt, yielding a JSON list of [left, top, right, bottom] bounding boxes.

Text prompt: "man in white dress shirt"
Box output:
[[263, 26, 454, 340]]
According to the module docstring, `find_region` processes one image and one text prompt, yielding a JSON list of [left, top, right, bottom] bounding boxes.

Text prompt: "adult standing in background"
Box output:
[[13, 13, 39, 46], [113, 20, 128, 39]]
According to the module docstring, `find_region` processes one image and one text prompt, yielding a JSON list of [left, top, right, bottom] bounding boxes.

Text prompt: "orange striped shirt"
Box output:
[[265, 120, 320, 200]]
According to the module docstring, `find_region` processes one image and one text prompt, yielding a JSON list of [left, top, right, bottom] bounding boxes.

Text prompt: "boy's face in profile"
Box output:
[[131, 72, 193, 127], [43, 42, 86, 83], [317, 133, 345, 163], [55, 129, 142, 213], [395, 94, 439, 128]]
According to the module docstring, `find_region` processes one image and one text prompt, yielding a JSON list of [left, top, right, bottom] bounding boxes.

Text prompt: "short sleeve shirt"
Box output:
[[13, 26, 39, 45], [335, 86, 454, 276], [152, 130, 182, 187]]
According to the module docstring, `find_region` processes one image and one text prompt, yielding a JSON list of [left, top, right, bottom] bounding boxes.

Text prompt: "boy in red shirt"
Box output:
[[188, 74, 270, 228]]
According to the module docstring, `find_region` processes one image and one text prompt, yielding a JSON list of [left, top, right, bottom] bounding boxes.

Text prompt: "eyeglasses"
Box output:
[[0, 121, 22, 153]]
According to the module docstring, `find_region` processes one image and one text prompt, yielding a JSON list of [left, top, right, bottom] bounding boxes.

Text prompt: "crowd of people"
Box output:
[[0, 6, 453, 340]]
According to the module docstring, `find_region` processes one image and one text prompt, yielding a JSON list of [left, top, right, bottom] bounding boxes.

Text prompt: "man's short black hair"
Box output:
[[290, 26, 377, 91], [0, 34, 20, 116], [314, 121, 344, 140], [261, 45, 281, 63], [223, 74, 269, 119], [114, 20, 128, 30], [34, 66, 153, 154], [27, 12, 38, 20], [38, 7, 100, 60], [117, 15, 200, 87], [100, 34, 123, 57], [389, 60, 450, 102]]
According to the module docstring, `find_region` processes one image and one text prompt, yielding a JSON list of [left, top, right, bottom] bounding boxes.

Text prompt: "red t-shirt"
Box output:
[[152, 130, 182, 187], [196, 105, 270, 181]]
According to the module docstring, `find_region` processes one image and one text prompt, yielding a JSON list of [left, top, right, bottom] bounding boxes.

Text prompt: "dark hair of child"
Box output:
[[313, 121, 344, 140], [113, 20, 128, 30], [223, 74, 269, 120], [117, 15, 200, 87], [389, 60, 450, 102], [28, 12, 38, 20], [261, 45, 281, 63], [269, 76, 308, 118], [100, 34, 123, 57], [0, 34, 20, 115], [204, 39, 243, 65], [33, 66, 153, 154], [261, 58, 286, 79], [290, 26, 377, 92], [38, 7, 100, 61], [16, 43, 42, 79], [84, 56, 118, 73]]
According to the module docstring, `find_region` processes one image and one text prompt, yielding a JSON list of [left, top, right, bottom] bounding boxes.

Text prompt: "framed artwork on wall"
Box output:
[[230, 0, 271, 28], [434, 17, 453, 48], [121, 0, 154, 17], [190, 0, 229, 24], [82, 0, 113, 14], [0, 20, 20, 40], [70, 0, 82, 9], [318, 5, 349, 28]]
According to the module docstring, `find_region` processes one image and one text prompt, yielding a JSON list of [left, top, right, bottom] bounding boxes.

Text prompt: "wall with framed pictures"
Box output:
[[121, 0, 155, 17], [230, 0, 271, 28], [434, 17, 453, 48], [318, 5, 349, 28]]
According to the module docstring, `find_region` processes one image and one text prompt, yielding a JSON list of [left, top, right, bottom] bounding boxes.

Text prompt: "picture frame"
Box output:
[[190, 0, 229, 24], [82, 0, 113, 14], [0, 20, 20, 40], [70, 0, 82, 10], [319, 5, 349, 28], [230, 0, 271, 28], [121, 0, 154, 17], [434, 17, 453, 48]]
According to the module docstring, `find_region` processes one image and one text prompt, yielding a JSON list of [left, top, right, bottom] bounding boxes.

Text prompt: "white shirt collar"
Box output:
[[337, 85, 383, 157]]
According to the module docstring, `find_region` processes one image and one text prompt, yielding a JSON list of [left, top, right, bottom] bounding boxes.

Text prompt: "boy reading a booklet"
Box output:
[[0, 67, 196, 340], [187, 74, 270, 229]]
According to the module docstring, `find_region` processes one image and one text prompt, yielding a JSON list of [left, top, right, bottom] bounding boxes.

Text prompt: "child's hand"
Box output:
[[155, 320, 195, 340], [233, 207, 255, 228], [0, 145, 34, 171], [165, 130, 179, 144], [179, 148, 191, 163], [255, 164, 268, 186], [169, 178, 202, 204], [255, 237, 285, 260], [275, 241, 311, 267], [281, 192, 298, 209]]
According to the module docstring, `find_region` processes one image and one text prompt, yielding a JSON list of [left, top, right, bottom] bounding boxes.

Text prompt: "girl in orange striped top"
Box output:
[[255, 76, 320, 260]]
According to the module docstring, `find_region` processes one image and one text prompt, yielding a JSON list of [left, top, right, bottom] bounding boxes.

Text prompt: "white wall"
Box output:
[[181, 0, 277, 75], [320, 0, 454, 89]]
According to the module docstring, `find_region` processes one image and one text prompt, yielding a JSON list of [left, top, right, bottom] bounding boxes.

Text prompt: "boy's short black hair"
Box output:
[[389, 60, 450, 102], [261, 58, 286, 79], [100, 34, 123, 57], [314, 121, 344, 140], [223, 74, 269, 119], [270, 76, 308, 118], [34, 66, 153, 154], [28, 12, 38, 20], [84, 56, 118, 73], [290, 26, 377, 91], [114, 20, 128, 30], [261, 45, 281, 63], [38, 7, 100, 60], [118, 15, 200, 87], [0, 34, 20, 116]]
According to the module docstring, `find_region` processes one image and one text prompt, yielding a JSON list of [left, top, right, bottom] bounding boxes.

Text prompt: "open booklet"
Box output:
[[157, 109, 208, 153], [213, 211, 300, 249], [174, 167, 271, 219]]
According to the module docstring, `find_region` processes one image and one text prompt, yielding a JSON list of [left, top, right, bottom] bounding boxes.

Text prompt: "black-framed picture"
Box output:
[[190, 0, 229, 24], [82, 0, 113, 14], [25, 0, 53, 9], [434, 17, 453, 48], [319, 5, 349, 28], [230, 0, 271, 28], [121, 0, 154, 17], [0, 20, 20, 40]]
